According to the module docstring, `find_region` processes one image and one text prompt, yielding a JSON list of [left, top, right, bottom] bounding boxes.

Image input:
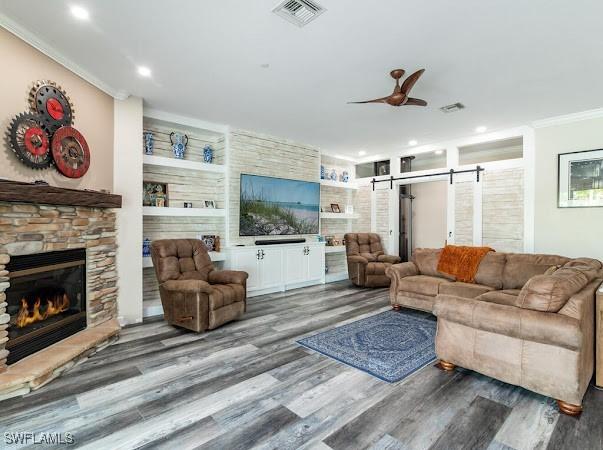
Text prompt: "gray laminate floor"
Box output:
[[1, 282, 602, 450]]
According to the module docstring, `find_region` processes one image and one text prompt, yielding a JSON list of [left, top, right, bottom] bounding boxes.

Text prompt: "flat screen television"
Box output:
[[239, 174, 320, 236]]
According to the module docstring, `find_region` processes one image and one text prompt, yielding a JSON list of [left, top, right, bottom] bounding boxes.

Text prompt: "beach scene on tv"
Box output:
[[240, 174, 320, 236]]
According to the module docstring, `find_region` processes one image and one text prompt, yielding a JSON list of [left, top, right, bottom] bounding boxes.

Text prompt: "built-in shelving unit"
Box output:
[[143, 154, 226, 173], [142, 111, 229, 318], [319, 179, 358, 190], [320, 154, 362, 283], [143, 206, 226, 217], [320, 212, 360, 220]]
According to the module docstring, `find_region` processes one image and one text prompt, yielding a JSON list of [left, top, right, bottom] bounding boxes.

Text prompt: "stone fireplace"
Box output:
[[6, 249, 87, 365], [0, 180, 122, 399]]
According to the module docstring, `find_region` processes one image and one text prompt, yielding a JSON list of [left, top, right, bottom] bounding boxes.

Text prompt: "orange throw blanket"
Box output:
[[437, 245, 494, 283]]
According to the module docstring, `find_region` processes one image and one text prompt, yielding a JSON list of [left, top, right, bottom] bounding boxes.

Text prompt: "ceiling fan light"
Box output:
[[475, 126, 487, 133], [408, 140, 418, 146]]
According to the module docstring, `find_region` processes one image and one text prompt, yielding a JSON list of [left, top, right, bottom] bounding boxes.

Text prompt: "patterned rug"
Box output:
[[297, 310, 437, 383]]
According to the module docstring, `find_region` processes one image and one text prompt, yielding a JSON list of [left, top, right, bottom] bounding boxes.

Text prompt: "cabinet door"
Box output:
[[284, 247, 306, 284], [260, 247, 283, 289], [306, 246, 324, 281], [232, 249, 260, 291]]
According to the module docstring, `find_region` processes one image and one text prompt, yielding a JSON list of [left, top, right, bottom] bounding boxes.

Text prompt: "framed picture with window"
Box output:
[[558, 149, 603, 208]]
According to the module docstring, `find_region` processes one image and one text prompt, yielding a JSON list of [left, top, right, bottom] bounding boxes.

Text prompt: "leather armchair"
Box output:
[[151, 239, 248, 332], [344, 233, 401, 287]]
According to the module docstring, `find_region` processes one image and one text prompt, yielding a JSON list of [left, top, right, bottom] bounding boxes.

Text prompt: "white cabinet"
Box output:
[[226, 242, 325, 297]]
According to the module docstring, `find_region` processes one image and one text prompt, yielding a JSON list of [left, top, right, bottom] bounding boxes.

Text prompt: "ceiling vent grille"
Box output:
[[273, 0, 326, 27], [439, 103, 466, 113]]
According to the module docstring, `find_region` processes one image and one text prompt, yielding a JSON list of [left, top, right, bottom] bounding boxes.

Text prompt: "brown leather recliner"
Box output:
[[344, 233, 401, 287], [151, 239, 248, 332]]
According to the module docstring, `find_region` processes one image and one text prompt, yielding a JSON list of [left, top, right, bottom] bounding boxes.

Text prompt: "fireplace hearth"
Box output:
[[6, 249, 86, 365]]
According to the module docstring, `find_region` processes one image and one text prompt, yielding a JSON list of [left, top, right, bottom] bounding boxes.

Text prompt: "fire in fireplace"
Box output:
[[6, 249, 86, 365]]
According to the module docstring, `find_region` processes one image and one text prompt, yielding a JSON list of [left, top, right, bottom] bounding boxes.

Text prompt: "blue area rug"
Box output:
[[297, 310, 437, 383]]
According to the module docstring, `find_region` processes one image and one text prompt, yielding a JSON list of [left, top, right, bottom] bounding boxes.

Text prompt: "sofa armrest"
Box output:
[[385, 262, 418, 281], [162, 279, 213, 295], [434, 294, 582, 351], [347, 255, 369, 265], [208, 270, 248, 286], [378, 254, 402, 264]]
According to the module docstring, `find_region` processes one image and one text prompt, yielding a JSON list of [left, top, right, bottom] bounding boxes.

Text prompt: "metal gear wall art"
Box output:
[[4, 79, 91, 178], [51, 126, 90, 178], [6, 112, 53, 169], [28, 80, 74, 135]]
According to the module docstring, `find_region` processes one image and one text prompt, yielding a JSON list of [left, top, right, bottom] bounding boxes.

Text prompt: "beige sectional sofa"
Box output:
[[385, 248, 603, 415]]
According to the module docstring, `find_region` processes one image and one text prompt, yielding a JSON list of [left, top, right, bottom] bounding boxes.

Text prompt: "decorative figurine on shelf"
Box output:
[[143, 238, 151, 257], [342, 170, 350, 183], [170, 132, 188, 159], [320, 165, 325, 180], [144, 131, 154, 155], [203, 145, 214, 164], [329, 168, 337, 181]]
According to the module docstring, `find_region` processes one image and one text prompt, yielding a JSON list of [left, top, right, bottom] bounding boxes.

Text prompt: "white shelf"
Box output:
[[143, 252, 225, 268], [320, 212, 359, 220], [325, 246, 346, 254], [320, 179, 358, 190], [143, 207, 226, 217], [143, 154, 225, 174]]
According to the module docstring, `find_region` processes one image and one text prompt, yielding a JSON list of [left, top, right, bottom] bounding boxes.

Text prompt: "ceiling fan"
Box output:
[[349, 69, 427, 107]]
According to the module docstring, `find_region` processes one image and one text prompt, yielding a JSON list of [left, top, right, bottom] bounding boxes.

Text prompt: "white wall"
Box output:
[[534, 116, 603, 260], [114, 96, 144, 325], [411, 180, 448, 249]]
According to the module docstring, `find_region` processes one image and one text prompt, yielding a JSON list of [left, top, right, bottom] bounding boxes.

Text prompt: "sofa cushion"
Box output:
[[502, 253, 570, 289], [439, 282, 494, 299], [477, 289, 521, 307], [398, 275, 451, 297], [434, 295, 582, 351], [517, 268, 590, 313], [474, 252, 506, 289], [413, 248, 455, 280], [562, 258, 602, 280], [360, 252, 378, 262]]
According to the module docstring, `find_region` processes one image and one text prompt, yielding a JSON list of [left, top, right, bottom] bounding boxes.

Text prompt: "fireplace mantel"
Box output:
[[0, 180, 122, 208]]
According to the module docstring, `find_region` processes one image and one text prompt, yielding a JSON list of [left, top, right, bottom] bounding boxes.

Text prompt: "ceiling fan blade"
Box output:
[[401, 69, 425, 94], [348, 96, 390, 104], [405, 97, 428, 106]]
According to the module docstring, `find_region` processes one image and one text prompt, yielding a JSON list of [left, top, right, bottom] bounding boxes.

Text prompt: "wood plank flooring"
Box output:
[[1, 281, 602, 449]]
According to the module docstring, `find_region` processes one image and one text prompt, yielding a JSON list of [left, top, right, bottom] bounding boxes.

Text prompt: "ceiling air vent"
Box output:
[[439, 103, 466, 113], [273, 0, 326, 27]]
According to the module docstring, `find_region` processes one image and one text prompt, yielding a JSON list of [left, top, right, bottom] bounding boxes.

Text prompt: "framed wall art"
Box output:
[[558, 149, 603, 208]]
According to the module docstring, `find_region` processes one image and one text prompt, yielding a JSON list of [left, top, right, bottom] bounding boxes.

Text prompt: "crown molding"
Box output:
[[532, 108, 603, 128], [0, 14, 129, 100]]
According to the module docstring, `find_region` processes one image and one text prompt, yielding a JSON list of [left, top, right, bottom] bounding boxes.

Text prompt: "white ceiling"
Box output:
[[2, 0, 603, 158]]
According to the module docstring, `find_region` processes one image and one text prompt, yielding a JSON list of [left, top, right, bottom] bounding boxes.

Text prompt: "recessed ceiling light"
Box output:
[[358, 150, 366, 156], [137, 66, 152, 78], [475, 126, 487, 133], [435, 150, 444, 155], [70, 5, 90, 21], [408, 140, 418, 146]]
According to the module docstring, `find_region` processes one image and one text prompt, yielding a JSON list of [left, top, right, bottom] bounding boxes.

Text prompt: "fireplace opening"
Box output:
[[6, 249, 86, 365]]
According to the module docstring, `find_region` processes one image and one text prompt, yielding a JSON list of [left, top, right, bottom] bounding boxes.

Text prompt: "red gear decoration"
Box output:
[[51, 126, 90, 178], [46, 98, 65, 121], [23, 127, 49, 156]]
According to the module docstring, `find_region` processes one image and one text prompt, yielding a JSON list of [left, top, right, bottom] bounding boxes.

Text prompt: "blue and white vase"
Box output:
[[144, 132, 154, 155], [329, 169, 337, 181], [203, 145, 214, 164], [170, 132, 188, 159], [320, 165, 325, 180], [143, 238, 151, 257], [342, 171, 350, 183]]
